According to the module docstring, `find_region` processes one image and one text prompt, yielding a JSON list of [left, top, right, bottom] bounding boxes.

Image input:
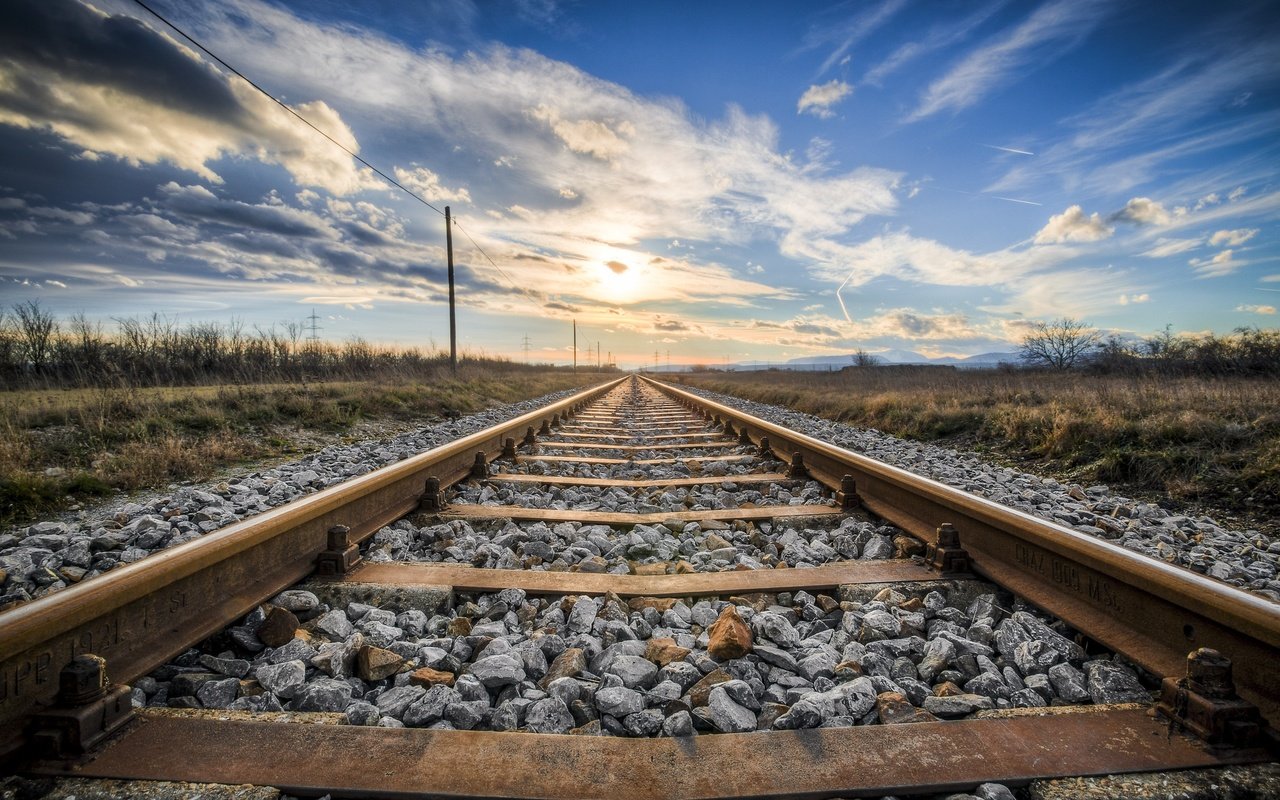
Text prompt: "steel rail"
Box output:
[[645, 377, 1280, 734], [0, 376, 627, 757]]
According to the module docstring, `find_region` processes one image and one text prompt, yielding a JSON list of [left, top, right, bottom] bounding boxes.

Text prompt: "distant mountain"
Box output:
[[710, 350, 1022, 372]]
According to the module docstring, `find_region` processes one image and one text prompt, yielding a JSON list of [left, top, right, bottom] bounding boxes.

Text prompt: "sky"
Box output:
[[0, 0, 1277, 369]]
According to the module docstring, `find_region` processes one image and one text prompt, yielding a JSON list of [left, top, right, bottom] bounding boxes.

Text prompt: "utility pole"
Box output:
[[653, 350, 658, 371], [521, 334, 531, 363], [573, 319, 577, 374], [666, 350, 670, 371], [596, 342, 601, 369], [445, 206, 457, 374]]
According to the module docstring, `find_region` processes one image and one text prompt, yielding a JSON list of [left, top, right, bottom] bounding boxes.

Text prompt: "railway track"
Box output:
[[1, 374, 1277, 798]]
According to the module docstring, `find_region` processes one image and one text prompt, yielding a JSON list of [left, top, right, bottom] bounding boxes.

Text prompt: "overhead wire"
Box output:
[[129, 0, 547, 312]]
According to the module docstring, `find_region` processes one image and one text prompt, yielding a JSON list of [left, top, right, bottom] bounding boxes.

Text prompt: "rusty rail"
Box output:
[[0, 376, 626, 758], [645, 377, 1280, 738]]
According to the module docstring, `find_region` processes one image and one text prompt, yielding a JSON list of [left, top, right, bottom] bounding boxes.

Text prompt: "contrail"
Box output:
[[991, 195, 1042, 206], [982, 144, 1035, 156]]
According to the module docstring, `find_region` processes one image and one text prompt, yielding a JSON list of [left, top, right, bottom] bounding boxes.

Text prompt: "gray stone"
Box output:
[[607, 655, 659, 690], [1047, 662, 1090, 703], [469, 654, 526, 688], [403, 685, 461, 727], [196, 677, 240, 709], [595, 686, 645, 717], [526, 696, 575, 733], [662, 709, 695, 737], [292, 678, 353, 712], [376, 685, 427, 719], [707, 686, 757, 733], [314, 609, 355, 640], [1085, 661, 1151, 704], [922, 693, 994, 718], [254, 660, 306, 698]]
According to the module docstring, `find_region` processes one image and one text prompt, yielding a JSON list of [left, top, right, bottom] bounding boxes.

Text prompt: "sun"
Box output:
[[596, 259, 642, 303]]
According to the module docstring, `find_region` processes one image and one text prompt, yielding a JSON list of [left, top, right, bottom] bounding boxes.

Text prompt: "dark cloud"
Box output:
[[158, 184, 335, 239], [545, 301, 580, 312], [606, 260, 628, 274], [654, 319, 688, 331], [0, 0, 247, 124]]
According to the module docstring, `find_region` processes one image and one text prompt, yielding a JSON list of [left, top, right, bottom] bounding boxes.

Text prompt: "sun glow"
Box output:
[[596, 258, 643, 303]]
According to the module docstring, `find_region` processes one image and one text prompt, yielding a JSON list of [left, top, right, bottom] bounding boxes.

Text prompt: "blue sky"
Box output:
[[1, 0, 1277, 368]]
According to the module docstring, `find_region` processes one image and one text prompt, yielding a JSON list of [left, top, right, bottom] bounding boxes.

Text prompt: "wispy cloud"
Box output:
[[905, 0, 1107, 122], [803, 0, 909, 77], [797, 80, 853, 118], [1236, 304, 1275, 314], [983, 144, 1035, 156], [862, 1, 1007, 86]]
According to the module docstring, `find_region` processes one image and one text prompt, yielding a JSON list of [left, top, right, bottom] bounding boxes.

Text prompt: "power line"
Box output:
[[130, 0, 545, 314], [130, 0, 446, 219]]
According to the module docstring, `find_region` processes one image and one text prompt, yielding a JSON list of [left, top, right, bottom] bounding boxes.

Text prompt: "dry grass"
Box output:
[[677, 368, 1280, 534], [1, 368, 607, 527]]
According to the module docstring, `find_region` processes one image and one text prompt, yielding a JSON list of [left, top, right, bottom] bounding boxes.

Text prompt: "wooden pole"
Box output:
[[446, 206, 456, 374]]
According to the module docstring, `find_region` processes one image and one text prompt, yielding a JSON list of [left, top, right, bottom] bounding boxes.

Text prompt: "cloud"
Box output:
[[1033, 205, 1113, 244], [1236, 304, 1275, 315], [1110, 197, 1170, 226], [1209, 228, 1258, 247], [605, 260, 628, 274], [392, 165, 471, 204], [987, 40, 1280, 195], [804, 0, 908, 76], [1140, 237, 1202, 258], [1190, 249, 1238, 278], [906, 0, 1107, 122], [1118, 293, 1149, 305], [0, 0, 376, 195], [654, 318, 689, 332], [527, 104, 634, 162], [863, 2, 1006, 86], [797, 80, 853, 118]]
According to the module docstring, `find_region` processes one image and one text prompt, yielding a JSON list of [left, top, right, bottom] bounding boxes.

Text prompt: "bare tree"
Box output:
[[850, 349, 878, 367], [13, 300, 59, 373], [1019, 317, 1100, 370]]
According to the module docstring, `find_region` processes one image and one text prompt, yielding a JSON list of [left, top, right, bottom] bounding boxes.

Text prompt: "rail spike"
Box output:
[[419, 476, 445, 512], [839, 475, 862, 510], [522, 426, 537, 448], [30, 654, 134, 757], [470, 451, 489, 481], [1157, 648, 1265, 750], [501, 437, 517, 459], [788, 452, 808, 479], [925, 522, 970, 575], [317, 524, 362, 576]]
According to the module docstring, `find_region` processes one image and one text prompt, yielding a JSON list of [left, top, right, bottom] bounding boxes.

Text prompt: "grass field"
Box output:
[[1, 368, 606, 527], [676, 368, 1280, 535]]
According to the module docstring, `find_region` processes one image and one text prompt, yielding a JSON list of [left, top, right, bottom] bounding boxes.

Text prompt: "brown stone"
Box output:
[[703, 533, 733, 551], [569, 720, 602, 736], [239, 679, 264, 697], [707, 605, 753, 660], [893, 534, 925, 559], [756, 702, 790, 729], [673, 560, 697, 574], [934, 681, 965, 697], [256, 605, 300, 648], [876, 691, 939, 724], [687, 668, 731, 707], [540, 647, 587, 688], [815, 594, 839, 613], [446, 617, 472, 637], [630, 561, 669, 576], [833, 661, 864, 680], [628, 597, 677, 613], [575, 556, 609, 573], [727, 593, 774, 612], [357, 645, 404, 682], [644, 637, 692, 667], [409, 666, 456, 688], [899, 596, 924, 613]]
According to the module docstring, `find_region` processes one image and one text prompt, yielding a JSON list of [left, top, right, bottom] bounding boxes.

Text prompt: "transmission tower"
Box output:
[[521, 334, 531, 363], [306, 308, 322, 342]]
